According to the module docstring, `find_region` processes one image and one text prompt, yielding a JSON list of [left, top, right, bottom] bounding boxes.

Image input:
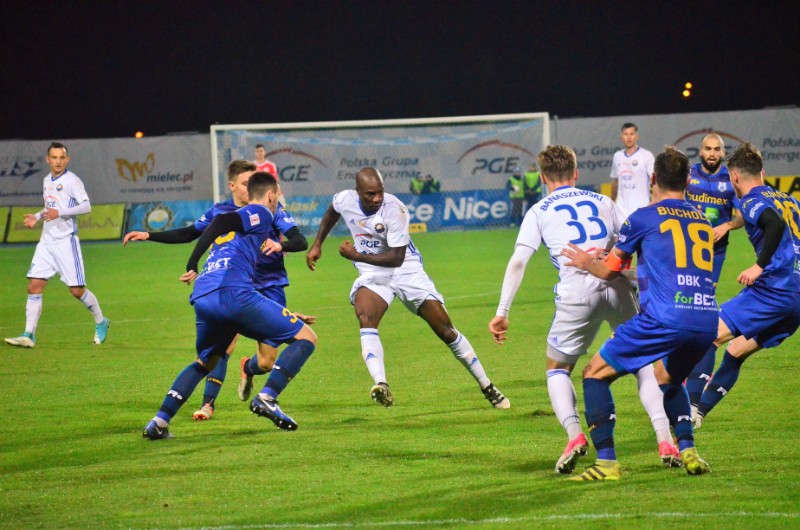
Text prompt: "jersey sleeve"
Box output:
[[69, 175, 91, 204], [331, 191, 348, 214], [274, 204, 298, 235], [238, 204, 275, 235], [194, 206, 217, 231], [384, 203, 410, 248], [514, 209, 542, 251], [610, 152, 620, 180], [614, 209, 647, 256], [740, 196, 769, 226], [645, 150, 655, 177]]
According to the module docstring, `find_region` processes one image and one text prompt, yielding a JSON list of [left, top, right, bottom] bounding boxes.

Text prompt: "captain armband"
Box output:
[[604, 251, 631, 272]]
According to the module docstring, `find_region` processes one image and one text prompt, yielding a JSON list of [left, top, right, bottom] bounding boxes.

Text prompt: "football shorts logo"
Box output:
[[249, 213, 261, 226], [374, 223, 386, 234]]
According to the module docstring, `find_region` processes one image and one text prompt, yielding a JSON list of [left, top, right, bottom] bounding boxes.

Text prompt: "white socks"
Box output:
[[547, 369, 583, 439], [79, 289, 105, 324], [360, 328, 386, 384], [25, 294, 43, 334], [447, 331, 490, 389], [636, 363, 672, 444]]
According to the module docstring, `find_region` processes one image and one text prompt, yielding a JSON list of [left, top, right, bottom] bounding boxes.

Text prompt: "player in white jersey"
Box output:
[[488, 145, 680, 474], [5, 142, 109, 348], [306, 167, 510, 409], [610, 123, 655, 220]]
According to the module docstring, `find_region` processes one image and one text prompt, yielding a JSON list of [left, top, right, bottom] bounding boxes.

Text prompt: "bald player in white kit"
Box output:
[[5, 142, 109, 348], [306, 167, 510, 409], [489, 145, 680, 474]]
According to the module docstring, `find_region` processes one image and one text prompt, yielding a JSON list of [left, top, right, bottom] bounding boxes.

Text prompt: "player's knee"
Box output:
[[295, 324, 318, 346]]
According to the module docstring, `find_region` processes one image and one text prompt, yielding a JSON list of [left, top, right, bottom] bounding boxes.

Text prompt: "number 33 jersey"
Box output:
[[616, 198, 717, 331], [518, 185, 620, 300]]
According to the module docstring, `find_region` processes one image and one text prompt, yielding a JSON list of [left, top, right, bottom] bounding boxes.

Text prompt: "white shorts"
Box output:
[[349, 270, 445, 314], [28, 236, 87, 287], [546, 276, 638, 363]]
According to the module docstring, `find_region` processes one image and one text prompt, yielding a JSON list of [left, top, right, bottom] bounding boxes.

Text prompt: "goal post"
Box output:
[[210, 112, 549, 232]]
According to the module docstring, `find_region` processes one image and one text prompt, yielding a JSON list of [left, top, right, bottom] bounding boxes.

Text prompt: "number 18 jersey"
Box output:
[[518, 185, 620, 300], [616, 198, 717, 331]]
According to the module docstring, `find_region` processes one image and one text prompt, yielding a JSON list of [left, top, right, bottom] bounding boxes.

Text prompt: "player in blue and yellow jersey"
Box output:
[[683, 133, 744, 411], [693, 143, 800, 428], [124, 160, 312, 421], [143, 172, 317, 439], [562, 146, 716, 479]]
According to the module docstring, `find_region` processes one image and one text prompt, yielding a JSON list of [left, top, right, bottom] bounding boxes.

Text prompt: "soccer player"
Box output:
[[254, 144, 278, 177], [562, 146, 716, 480], [489, 145, 680, 474], [5, 142, 109, 348], [143, 172, 317, 439], [610, 123, 655, 220], [693, 143, 800, 428], [306, 167, 510, 409], [683, 133, 744, 412], [124, 160, 312, 421]]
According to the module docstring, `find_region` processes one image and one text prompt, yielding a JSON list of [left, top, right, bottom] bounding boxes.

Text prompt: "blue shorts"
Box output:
[[720, 286, 800, 348], [257, 284, 288, 307], [600, 314, 716, 381], [192, 287, 305, 363]]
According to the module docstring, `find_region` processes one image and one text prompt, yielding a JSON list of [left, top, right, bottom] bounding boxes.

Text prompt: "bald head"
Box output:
[[699, 133, 726, 174], [355, 167, 385, 214], [355, 167, 384, 189]]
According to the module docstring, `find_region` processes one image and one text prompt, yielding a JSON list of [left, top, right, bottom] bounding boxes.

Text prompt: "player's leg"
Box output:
[[351, 280, 393, 406], [416, 298, 509, 409], [546, 355, 587, 474], [635, 363, 680, 466], [144, 295, 234, 440], [5, 277, 47, 348], [572, 352, 622, 481], [57, 237, 109, 343]]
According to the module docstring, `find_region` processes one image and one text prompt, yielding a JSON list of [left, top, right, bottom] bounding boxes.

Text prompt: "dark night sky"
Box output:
[[2, 1, 798, 141]]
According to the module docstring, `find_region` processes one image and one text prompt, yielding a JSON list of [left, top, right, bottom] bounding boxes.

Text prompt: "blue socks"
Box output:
[[660, 383, 694, 451], [261, 340, 315, 399], [685, 344, 717, 406], [583, 378, 616, 461], [156, 362, 208, 423], [698, 351, 744, 417], [201, 354, 229, 409], [244, 354, 269, 376]]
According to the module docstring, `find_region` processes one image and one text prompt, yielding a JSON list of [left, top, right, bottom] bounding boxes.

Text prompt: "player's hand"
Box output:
[[42, 208, 60, 222], [123, 231, 149, 245], [488, 316, 509, 345], [294, 312, 317, 325], [306, 246, 321, 271], [179, 270, 198, 285], [712, 223, 730, 242], [338, 240, 359, 260], [261, 238, 283, 256], [23, 213, 37, 228], [561, 243, 592, 270], [737, 264, 763, 286]]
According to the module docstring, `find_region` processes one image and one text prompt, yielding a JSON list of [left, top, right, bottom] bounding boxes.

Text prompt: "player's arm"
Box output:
[[280, 227, 308, 252], [185, 212, 244, 273], [124, 225, 202, 245], [712, 208, 744, 242], [54, 200, 91, 218], [561, 243, 630, 280], [610, 179, 618, 201], [489, 245, 535, 344], [738, 207, 785, 286], [306, 204, 341, 270], [338, 241, 405, 267]]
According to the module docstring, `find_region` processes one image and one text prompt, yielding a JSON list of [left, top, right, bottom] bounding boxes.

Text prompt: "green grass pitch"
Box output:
[[0, 229, 798, 529]]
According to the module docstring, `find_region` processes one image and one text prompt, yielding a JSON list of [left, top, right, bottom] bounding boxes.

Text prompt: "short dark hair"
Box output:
[[538, 145, 576, 182], [48, 141, 67, 155], [653, 145, 690, 192], [255, 144, 265, 149], [726, 142, 763, 176], [247, 171, 278, 200], [621, 122, 637, 132], [227, 159, 256, 182]]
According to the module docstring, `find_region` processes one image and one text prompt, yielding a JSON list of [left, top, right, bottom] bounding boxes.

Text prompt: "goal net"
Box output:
[[211, 113, 549, 233]]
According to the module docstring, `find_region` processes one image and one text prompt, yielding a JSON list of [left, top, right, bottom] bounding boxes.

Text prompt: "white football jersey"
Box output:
[[517, 185, 620, 300], [610, 146, 654, 220], [332, 190, 423, 275], [40, 170, 90, 243]]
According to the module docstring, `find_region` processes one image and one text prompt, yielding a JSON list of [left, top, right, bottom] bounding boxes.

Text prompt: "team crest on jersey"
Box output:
[[632, 160, 639, 166], [718, 182, 727, 192], [249, 213, 261, 226], [374, 223, 386, 234], [56, 184, 63, 191]]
